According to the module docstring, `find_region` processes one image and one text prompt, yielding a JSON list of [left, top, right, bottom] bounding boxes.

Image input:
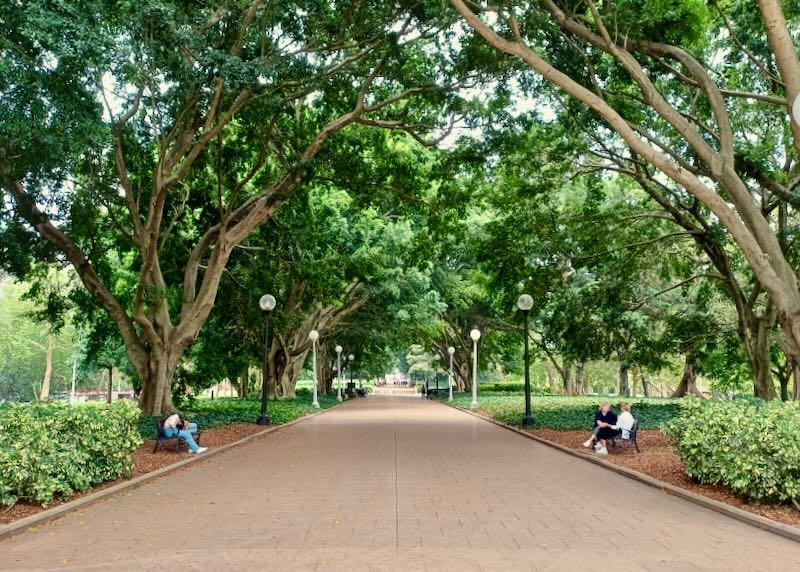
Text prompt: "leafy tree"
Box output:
[[450, 0, 800, 399], [1, 1, 467, 413]]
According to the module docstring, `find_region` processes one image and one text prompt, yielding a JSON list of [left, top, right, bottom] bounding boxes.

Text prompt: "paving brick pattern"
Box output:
[[1, 392, 798, 571]]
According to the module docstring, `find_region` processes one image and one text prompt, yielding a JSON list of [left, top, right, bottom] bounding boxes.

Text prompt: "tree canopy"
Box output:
[[3, 0, 800, 408]]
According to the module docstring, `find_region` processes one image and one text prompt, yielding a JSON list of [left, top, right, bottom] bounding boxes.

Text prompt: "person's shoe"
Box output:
[[596, 446, 608, 455], [193, 447, 208, 454], [594, 442, 602, 450], [582, 439, 594, 448]]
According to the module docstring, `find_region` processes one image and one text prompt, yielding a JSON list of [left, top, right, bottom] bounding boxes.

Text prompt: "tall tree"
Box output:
[[450, 0, 800, 392], [1, 1, 464, 413]]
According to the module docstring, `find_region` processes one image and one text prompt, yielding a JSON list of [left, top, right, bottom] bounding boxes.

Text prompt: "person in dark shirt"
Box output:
[[582, 402, 619, 455]]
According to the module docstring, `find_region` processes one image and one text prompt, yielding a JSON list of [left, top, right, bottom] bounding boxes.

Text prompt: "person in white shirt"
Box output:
[[162, 413, 207, 454], [612, 403, 635, 439], [583, 403, 635, 454]]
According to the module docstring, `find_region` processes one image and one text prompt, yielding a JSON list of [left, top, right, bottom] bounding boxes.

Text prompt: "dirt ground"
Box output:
[[530, 428, 800, 528], [0, 422, 264, 525]]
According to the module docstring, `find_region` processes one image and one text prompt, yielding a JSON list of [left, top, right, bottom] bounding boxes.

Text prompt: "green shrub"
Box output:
[[0, 401, 142, 507], [136, 396, 340, 439], [480, 382, 555, 394], [664, 399, 800, 504], [438, 392, 681, 430]]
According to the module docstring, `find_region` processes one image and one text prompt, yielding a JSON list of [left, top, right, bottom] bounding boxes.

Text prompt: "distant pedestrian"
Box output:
[[162, 413, 207, 454]]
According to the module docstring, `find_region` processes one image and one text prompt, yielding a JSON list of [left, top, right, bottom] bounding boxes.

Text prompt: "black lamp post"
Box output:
[[518, 293, 535, 427], [257, 294, 276, 425], [348, 353, 354, 393]]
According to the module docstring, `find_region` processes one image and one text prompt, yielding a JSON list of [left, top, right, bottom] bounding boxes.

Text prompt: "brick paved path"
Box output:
[[2, 393, 798, 571]]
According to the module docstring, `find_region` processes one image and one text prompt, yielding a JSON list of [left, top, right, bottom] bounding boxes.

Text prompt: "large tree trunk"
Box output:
[[545, 362, 556, 391], [107, 366, 113, 403], [747, 316, 777, 400], [574, 361, 585, 394], [139, 350, 179, 415], [619, 361, 630, 397], [562, 361, 574, 395], [38, 334, 54, 401], [278, 350, 308, 398], [793, 361, 800, 401], [318, 343, 334, 395], [238, 367, 248, 399], [672, 353, 702, 397]]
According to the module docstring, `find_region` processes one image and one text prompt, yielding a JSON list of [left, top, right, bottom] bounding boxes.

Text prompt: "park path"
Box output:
[[1, 392, 798, 571]]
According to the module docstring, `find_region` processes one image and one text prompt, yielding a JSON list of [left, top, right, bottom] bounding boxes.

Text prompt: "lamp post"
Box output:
[[518, 294, 535, 427], [433, 355, 439, 391], [447, 346, 455, 402], [348, 353, 355, 394], [309, 329, 320, 408], [257, 294, 276, 425], [335, 345, 343, 402], [470, 328, 481, 409]]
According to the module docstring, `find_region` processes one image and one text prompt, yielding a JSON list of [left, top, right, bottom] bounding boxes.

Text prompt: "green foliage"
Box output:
[[0, 401, 142, 507], [665, 399, 800, 504], [600, 0, 710, 45], [479, 381, 555, 394], [441, 392, 681, 430], [135, 396, 339, 439]]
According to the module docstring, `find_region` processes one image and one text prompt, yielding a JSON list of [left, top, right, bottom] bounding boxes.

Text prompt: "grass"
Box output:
[[136, 392, 341, 439], [434, 392, 683, 430]]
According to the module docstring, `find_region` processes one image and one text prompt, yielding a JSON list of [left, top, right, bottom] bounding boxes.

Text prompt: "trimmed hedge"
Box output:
[[665, 399, 800, 505], [137, 395, 341, 439], [440, 392, 682, 430], [0, 401, 142, 507], [479, 382, 555, 394]]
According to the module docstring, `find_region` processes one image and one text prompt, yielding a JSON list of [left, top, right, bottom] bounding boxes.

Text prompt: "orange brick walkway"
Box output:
[[1, 393, 797, 570]]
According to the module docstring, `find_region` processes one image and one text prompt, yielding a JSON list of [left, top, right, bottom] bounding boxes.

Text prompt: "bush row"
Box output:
[[442, 392, 682, 430], [479, 382, 555, 394], [664, 399, 800, 504], [0, 401, 142, 507], [137, 394, 340, 439]]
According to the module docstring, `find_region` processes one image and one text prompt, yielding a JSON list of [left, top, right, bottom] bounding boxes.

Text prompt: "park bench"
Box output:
[[153, 417, 202, 454], [609, 418, 640, 453]]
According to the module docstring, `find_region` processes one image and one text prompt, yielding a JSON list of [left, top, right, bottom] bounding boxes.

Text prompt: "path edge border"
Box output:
[[438, 400, 800, 544], [0, 405, 338, 542]]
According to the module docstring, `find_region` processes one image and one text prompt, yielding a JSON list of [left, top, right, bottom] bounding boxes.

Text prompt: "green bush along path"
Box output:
[[1, 395, 340, 509], [438, 392, 681, 430], [666, 398, 800, 506], [136, 394, 341, 439], [0, 401, 142, 507]]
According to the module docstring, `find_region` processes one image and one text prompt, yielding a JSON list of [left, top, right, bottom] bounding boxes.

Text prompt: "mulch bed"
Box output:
[[530, 428, 800, 528], [0, 422, 265, 526]]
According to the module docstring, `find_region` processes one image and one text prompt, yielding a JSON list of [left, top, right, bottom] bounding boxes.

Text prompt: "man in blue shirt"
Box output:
[[582, 402, 619, 455]]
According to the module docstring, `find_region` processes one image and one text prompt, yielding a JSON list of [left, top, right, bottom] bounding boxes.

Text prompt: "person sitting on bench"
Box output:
[[612, 403, 635, 440], [163, 412, 207, 454], [582, 402, 618, 455]]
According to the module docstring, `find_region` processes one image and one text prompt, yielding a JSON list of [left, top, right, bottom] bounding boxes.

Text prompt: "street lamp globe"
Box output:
[[470, 328, 481, 342], [335, 345, 343, 354], [517, 294, 534, 312], [257, 293, 276, 426], [447, 346, 455, 356], [348, 354, 355, 361], [309, 329, 319, 342], [259, 294, 276, 312]]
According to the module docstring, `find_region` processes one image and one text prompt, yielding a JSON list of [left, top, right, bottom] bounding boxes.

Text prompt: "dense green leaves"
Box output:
[[0, 401, 142, 506], [441, 392, 682, 430], [665, 399, 800, 504], [136, 396, 340, 439]]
